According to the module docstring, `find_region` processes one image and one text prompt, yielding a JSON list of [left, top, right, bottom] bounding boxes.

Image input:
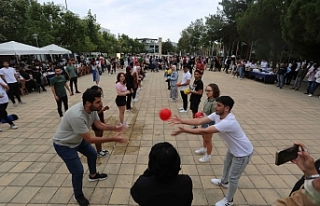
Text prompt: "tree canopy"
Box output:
[[0, 0, 146, 54], [177, 0, 320, 63]]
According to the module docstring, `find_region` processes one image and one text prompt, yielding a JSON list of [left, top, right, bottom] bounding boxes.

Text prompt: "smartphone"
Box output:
[[275, 145, 299, 166]]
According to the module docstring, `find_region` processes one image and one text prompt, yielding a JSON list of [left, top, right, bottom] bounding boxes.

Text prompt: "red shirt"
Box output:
[[196, 63, 205, 72]]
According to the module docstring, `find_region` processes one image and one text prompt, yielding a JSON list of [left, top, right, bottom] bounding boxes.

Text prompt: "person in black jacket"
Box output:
[[125, 66, 134, 111], [131, 142, 193, 206], [277, 62, 287, 89]]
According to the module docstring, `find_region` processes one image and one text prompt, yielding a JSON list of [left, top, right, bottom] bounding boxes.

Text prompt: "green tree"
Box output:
[[282, 0, 320, 61], [162, 39, 174, 54], [236, 0, 286, 66]]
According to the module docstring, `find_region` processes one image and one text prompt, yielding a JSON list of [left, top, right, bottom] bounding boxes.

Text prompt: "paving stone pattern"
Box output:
[[0, 69, 319, 206]]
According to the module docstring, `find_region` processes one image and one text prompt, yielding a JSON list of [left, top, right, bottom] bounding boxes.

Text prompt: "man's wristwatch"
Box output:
[[305, 174, 320, 180]]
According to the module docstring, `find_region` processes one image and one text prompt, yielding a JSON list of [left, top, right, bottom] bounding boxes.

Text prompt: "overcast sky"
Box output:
[[38, 0, 220, 42]]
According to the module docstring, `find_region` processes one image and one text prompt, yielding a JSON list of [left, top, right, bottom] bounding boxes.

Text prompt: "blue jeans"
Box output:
[[277, 74, 284, 87], [310, 82, 320, 95], [307, 81, 314, 94], [53, 140, 97, 197], [239, 67, 245, 78]]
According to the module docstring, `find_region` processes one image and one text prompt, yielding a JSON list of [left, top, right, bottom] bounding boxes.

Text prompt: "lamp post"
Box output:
[[110, 46, 113, 56], [129, 46, 132, 55], [32, 33, 42, 61], [32, 33, 39, 47]]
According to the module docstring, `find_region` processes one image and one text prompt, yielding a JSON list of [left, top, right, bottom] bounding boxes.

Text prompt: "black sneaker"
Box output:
[[88, 172, 107, 182], [74, 194, 89, 206]]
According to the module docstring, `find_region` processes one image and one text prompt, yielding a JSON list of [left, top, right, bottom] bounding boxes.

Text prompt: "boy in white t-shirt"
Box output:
[[177, 65, 191, 113], [170, 96, 253, 206]]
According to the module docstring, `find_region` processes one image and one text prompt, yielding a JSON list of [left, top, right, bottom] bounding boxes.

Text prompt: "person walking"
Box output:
[[0, 61, 26, 106], [0, 77, 18, 131], [50, 66, 72, 118], [66, 59, 81, 95], [170, 96, 253, 206], [53, 88, 127, 206]]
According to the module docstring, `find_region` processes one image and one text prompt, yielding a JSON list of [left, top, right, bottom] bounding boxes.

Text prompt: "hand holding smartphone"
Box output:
[[275, 145, 299, 166]]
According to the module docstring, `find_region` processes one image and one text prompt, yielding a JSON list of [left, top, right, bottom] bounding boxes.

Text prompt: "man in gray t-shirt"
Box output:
[[53, 89, 127, 206]]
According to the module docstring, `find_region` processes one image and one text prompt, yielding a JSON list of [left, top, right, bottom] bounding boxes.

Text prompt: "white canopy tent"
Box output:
[[0, 41, 45, 55], [41, 44, 72, 54]]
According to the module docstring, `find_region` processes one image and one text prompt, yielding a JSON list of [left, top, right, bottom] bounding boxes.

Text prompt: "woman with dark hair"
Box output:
[[131, 142, 193, 206], [115, 72, 130, 127], [125, 66, 134, 112], [195, 83, 220, 163]]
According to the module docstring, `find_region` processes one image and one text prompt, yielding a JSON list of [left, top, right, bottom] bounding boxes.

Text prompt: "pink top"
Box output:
[[116, 82, 127, 92]]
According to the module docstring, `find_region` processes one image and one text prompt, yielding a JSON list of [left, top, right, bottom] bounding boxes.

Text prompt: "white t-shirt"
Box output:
[[180, 71, 191, 91], [0, 78, 9, 104], [208, 112, 253, 157], [0, 67, 17, 83]]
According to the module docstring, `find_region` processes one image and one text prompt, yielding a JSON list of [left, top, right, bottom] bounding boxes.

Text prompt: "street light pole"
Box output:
[[32, 33, 39, 47], [65, 0, 68, 10]]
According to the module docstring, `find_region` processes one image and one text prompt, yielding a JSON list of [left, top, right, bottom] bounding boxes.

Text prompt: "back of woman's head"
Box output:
[[148, 142, 181, 182]]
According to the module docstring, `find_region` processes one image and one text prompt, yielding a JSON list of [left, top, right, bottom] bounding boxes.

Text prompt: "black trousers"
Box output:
[[0, 103, 13, 125], [56, 95, 68, 117], [70, 77, 79, 93], [7, 82, 21, 104], [126, 93, 132, 110], [180, 91, 188, 110]]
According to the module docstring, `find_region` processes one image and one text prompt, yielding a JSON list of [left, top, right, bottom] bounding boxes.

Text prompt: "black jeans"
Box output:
[[0, 103, 13, 125], [132, 88, 138, 99], [180, 91, 188, 110], [56, 95, 68, 117], [7, 82, 21, 104], [70, 77, 79, 93], [126, 93, 132, 110]]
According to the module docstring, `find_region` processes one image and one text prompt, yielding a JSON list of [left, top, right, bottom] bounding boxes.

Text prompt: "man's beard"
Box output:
[[90, 105, 102, 111]]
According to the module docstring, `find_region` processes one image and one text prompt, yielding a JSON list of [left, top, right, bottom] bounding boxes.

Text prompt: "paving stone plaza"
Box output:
[[0, 70, 319, 206]]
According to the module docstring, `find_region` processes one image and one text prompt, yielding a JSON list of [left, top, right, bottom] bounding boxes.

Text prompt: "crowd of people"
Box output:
[[1, 53, 319, 206]]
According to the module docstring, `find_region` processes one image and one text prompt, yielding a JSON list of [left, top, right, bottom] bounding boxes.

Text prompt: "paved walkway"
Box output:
[[0, 69, 319, 206]]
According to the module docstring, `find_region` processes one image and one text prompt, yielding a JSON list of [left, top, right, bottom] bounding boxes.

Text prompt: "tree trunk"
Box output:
[[272, 46, 278, 72]]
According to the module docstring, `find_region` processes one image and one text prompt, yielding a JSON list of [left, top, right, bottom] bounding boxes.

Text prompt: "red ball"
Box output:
[[195, 112, 205, 118], [159, 108, 172, 121]]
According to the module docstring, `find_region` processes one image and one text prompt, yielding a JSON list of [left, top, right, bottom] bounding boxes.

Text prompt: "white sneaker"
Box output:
[[215, 198, 233, 206], [178, 107, 184, 110], [195, 147, 207, 155], [126, 109, 131, 112], [308, 94, 313, 97], [199, 154, 211, 163], [121, 122, 129, 128], [97, 151, 107, 157], [170, 99, 176, 102], [133, 98, 138, 102], [179, 109, 187, 113], [0, 128, 2, 132], [211, 178, 229, 188], [10, 124, 18, 130]]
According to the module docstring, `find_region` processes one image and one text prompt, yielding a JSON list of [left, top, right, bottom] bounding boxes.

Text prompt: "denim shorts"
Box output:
[[202, 121, 215, 128]]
